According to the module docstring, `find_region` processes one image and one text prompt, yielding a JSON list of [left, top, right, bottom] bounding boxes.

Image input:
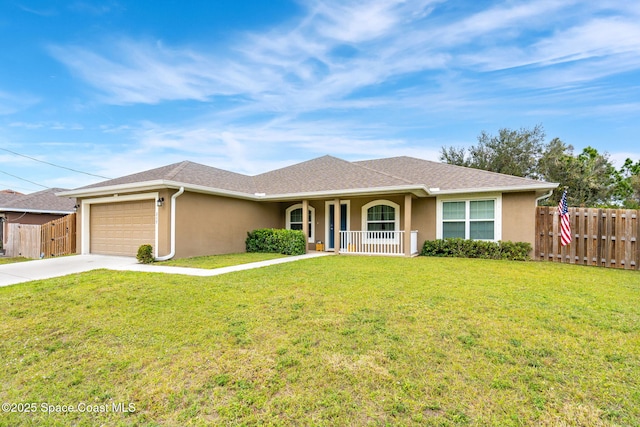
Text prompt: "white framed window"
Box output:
[[361, 200, 400, 243], [437, 195, 501, 241], [286, 204, 315, 243]]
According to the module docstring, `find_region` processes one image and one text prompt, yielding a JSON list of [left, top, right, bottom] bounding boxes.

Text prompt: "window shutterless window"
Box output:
[[285, 204, 315, 243], [441, 199, 497, 241]]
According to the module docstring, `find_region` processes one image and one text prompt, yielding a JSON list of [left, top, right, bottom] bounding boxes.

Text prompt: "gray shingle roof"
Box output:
[[254, 155, 411, 194], [78, 161, 256, 194], [65, 155, 556, 198], [0, 190, 23, 206], [355, 156, 546, 191], [1, 188, 75, 213]]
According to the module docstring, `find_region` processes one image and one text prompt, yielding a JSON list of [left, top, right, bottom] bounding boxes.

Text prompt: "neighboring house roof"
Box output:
[[59, 155, 558, 200], [0, 190, 23, 206], [0, 188, 75, 214]]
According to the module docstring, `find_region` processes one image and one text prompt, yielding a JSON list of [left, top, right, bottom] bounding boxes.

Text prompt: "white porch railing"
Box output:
[[340, 230, 419, 256]]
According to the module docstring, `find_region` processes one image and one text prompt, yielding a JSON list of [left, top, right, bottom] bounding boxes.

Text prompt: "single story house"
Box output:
[[1, 188, 76, 251], [58, 155, 558, 259]]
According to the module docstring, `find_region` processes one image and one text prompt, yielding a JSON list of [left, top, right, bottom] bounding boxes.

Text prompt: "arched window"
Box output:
[[362, 200, 400, 241], [286, 204, 315, 243]]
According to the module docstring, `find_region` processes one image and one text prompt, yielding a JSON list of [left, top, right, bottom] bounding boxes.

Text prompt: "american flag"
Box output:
[[558, 190, 572, 246]]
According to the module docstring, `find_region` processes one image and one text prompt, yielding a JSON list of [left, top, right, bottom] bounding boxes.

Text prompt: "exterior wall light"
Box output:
[[157, 197, 165, 207]]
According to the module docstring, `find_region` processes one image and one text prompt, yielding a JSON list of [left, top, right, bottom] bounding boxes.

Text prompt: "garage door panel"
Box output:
[[90, 200, 155, 256]]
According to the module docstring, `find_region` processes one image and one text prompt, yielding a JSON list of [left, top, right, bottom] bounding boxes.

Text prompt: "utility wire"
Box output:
[[0, 147, 112, 179], [0, 169, 49, 189], [0, 182, 36, 193]]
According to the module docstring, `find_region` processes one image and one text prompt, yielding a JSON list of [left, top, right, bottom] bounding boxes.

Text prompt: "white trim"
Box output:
[[80, 192, 159, 257], [285, 204, 315, 243], [325, 200, 351, 250], [361, 200, 400, 244], [57, 179, 559, 202], [436, 193, 502, 241], [0, 208, 74, 215]]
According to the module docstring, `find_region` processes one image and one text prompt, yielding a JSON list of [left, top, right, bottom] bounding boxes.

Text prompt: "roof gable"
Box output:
[[254, 155, 410, 195], [78, 160, 256, 194]]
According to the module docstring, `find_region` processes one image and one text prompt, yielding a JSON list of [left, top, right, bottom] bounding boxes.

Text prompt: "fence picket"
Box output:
[[536, 207, 639, 271]]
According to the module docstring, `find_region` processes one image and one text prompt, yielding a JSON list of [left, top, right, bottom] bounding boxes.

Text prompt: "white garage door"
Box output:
[[90, 200, 155, 256]]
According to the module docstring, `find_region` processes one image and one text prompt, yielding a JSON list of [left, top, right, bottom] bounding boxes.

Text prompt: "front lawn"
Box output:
[[0, 257, 638, 426], [154, 252, 288, 269]]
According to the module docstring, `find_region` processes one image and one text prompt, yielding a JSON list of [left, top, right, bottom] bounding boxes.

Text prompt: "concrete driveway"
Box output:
[[0, 255, 138, 287], [0, 252, 332, 288]]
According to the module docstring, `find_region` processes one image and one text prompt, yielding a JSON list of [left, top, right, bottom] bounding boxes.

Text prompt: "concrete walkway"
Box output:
[[0, 252, 332, 288]]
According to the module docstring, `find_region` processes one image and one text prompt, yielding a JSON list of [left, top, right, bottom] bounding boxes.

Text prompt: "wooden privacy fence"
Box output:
[[4, 214, 76, 259], [41, 213, 76, 258], [5, 224, 41, 259], [536, 207, 639, 270]]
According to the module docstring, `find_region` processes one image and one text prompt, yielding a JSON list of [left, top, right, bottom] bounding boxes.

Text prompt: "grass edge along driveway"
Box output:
[[1, 256, 638, 426]]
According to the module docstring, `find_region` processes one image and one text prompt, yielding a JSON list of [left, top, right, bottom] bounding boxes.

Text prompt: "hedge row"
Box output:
[[421, 238, 532, 261], [246, 229, 307, 256]]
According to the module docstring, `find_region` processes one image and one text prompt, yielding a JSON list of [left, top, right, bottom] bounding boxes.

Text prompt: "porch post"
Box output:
[[404, 194, 412, 257], [334, 198, 341, 254], [302, 199, 309, 253]]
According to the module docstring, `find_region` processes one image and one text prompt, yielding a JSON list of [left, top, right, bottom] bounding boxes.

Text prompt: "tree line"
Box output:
[[440, 124, 640, 208]]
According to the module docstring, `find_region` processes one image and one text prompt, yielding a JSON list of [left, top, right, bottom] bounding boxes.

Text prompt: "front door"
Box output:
[[327, 203, 348, 250]]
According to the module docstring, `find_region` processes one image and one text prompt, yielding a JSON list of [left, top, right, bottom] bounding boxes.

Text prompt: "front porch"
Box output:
[[340, 230, 419, 256], [291, 194, 420, 258]]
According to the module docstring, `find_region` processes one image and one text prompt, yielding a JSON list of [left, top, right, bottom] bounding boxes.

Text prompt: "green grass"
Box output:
[[0, 257, 29, 265], [154, 252, 288, 269], [0, 257, 638, 426]]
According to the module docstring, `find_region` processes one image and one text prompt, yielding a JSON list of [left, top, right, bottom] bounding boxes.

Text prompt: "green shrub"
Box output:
[[420, 238, 531, 261], [246, 229, 306, 256], [136, 244, 154, 264]]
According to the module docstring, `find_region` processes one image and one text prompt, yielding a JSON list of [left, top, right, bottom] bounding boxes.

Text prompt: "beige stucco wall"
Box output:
[[412, 197, 436, 246], [502, 192, 536, 247], [501, 191, 537, 248], [156, 189, 173, 257], [174, 191, 281, 258]]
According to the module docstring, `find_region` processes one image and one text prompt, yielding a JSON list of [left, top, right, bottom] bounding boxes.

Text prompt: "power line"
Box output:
[[0, 182, 37, 193], [0, 169, 49, 189], [0, 147, 112, 179]]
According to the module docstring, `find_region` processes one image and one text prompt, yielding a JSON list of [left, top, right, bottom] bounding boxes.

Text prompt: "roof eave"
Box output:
[[57, 180, 559, 202], [57, 181, 173, 198], [428, 182, 559, 196], [0, 208, 74, 215], [260, 185, 429, 201], [58, 180, 259, 201]]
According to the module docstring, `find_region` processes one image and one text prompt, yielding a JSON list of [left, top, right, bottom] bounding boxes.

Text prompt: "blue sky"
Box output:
[[1, 0, 639, 193]]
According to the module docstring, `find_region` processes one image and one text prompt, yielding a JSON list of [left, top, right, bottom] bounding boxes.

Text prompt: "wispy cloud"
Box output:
[[9, 121, 84, 130], [41, 0, 640, 182], [49, 0, 640, 110], [0, 90, 39, 115]]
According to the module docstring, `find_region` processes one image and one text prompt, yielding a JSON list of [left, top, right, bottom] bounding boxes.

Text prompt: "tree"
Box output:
[[439, 124, 546, 178], [538, 143, 616, 207], [614, 158, 640, 208], [441, 125, 627, 207]]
